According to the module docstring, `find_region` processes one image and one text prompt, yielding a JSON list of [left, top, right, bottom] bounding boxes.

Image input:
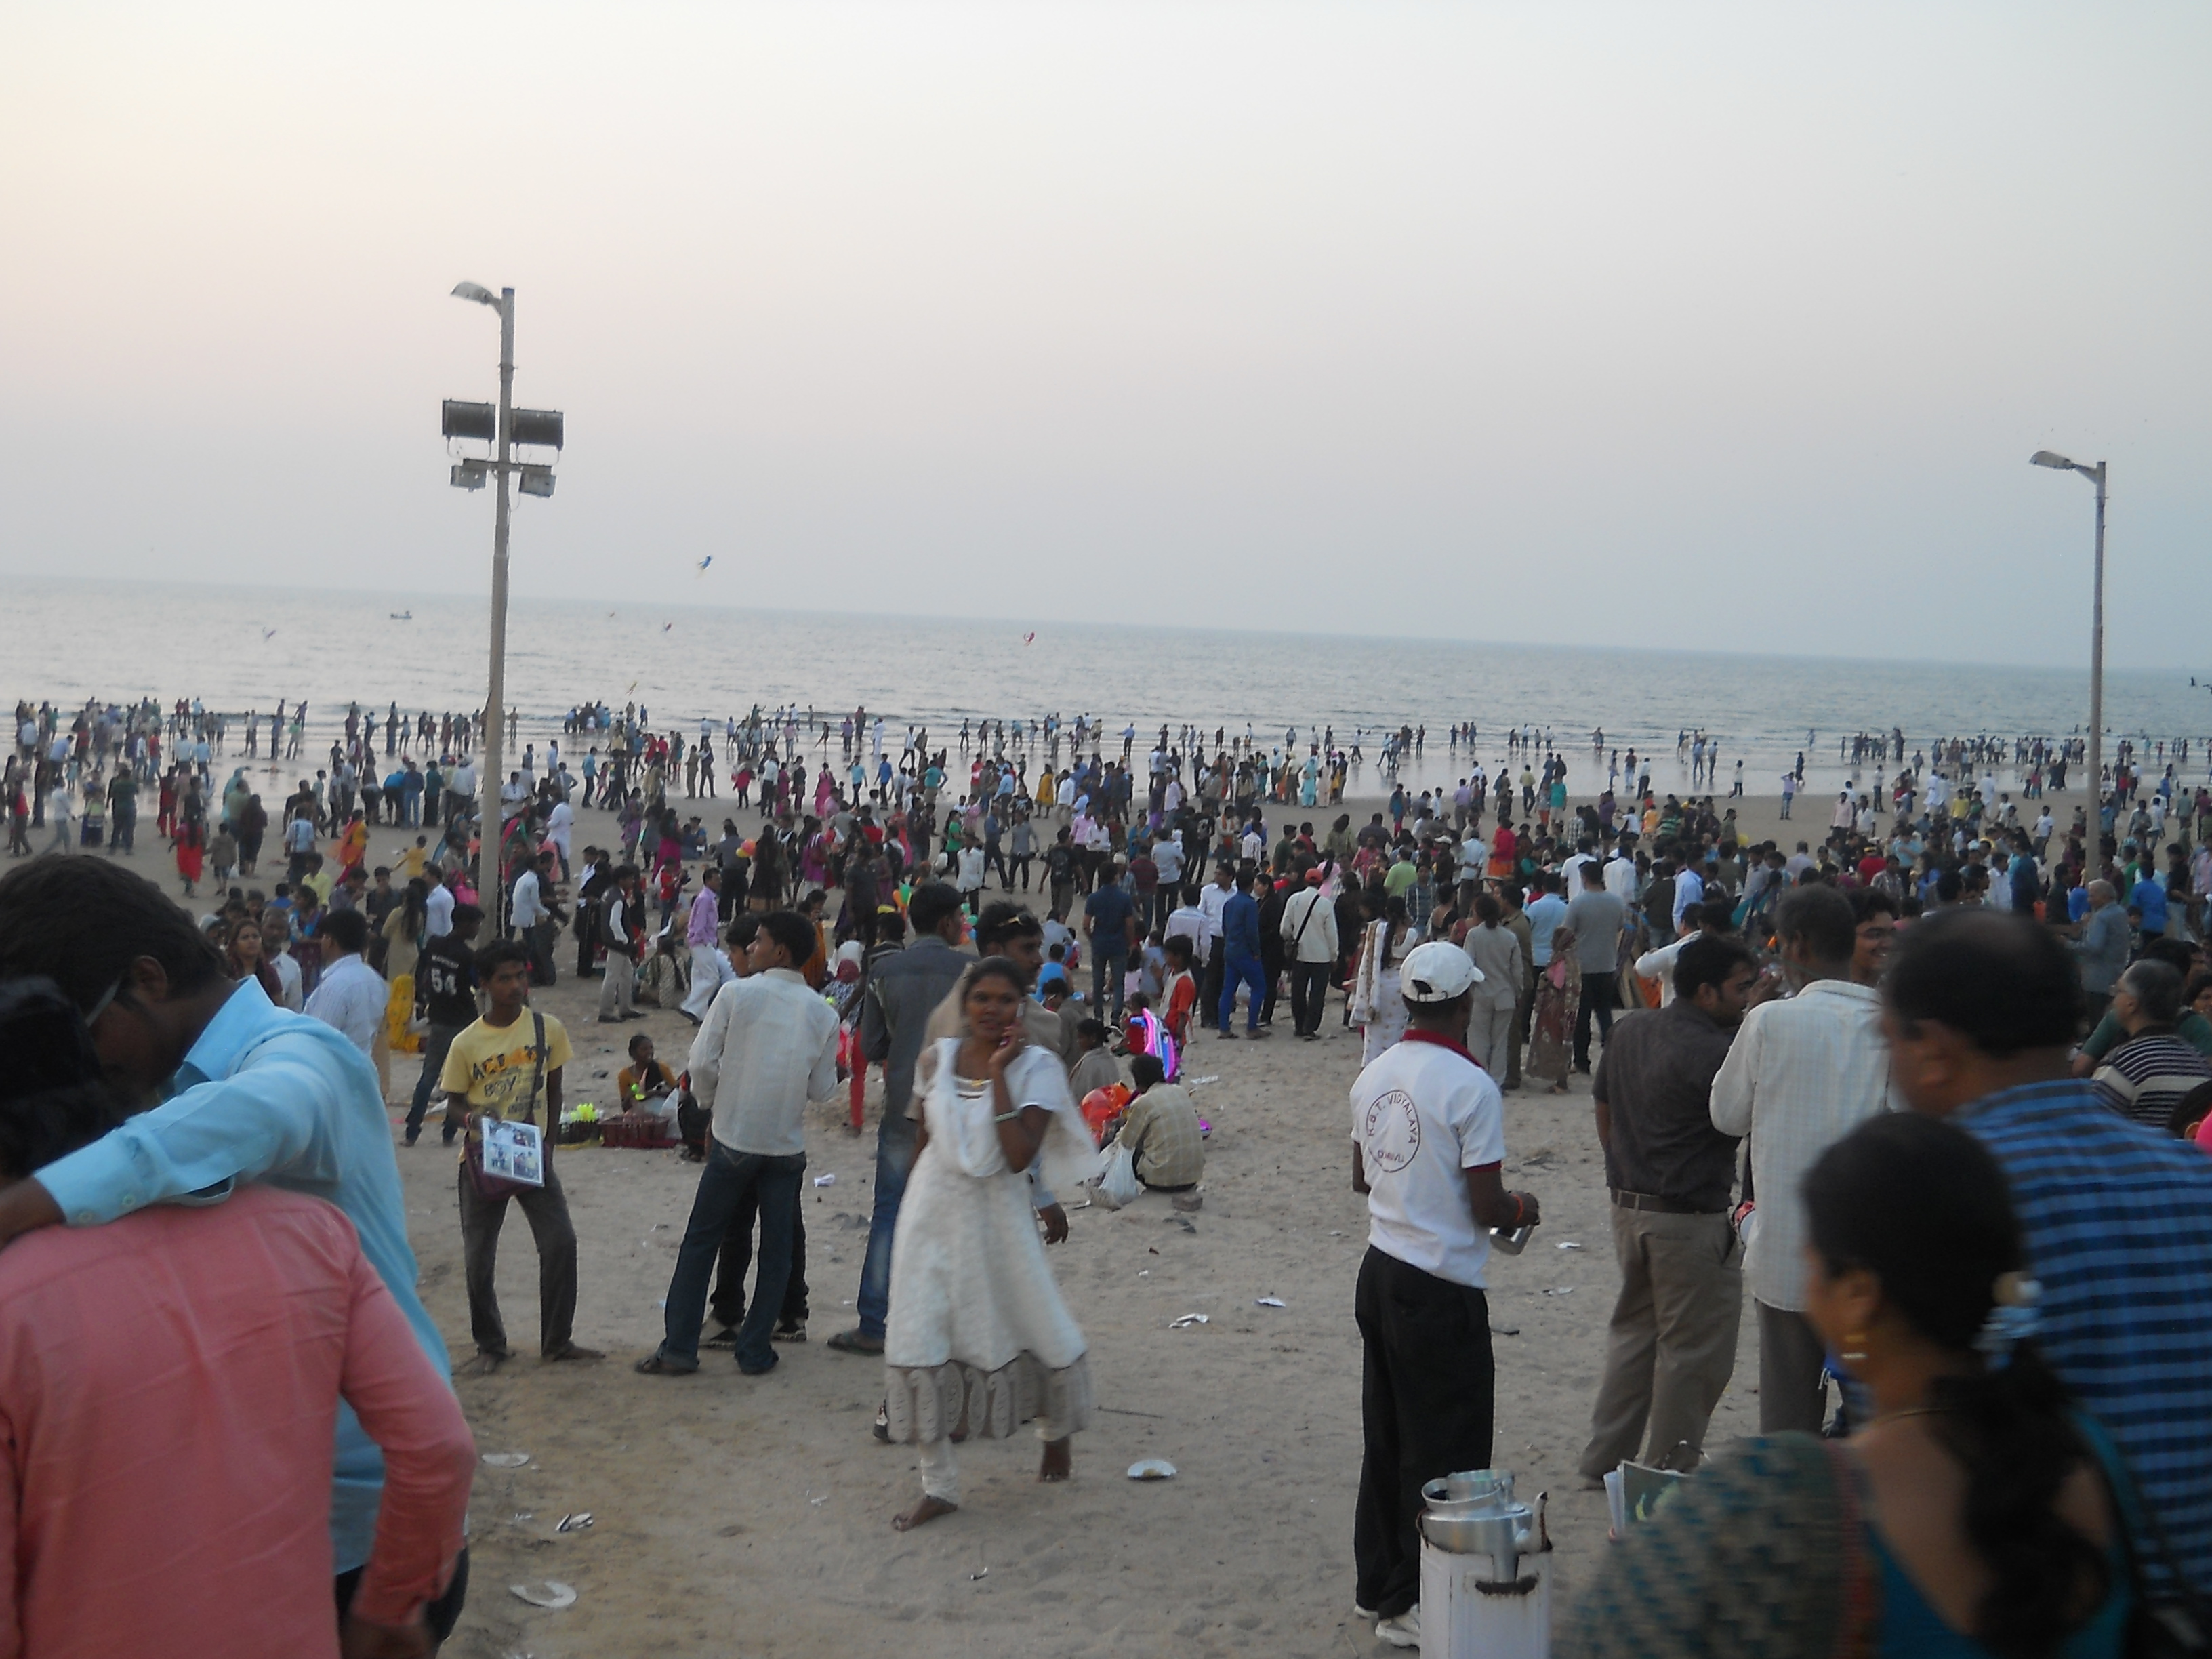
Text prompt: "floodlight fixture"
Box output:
[[451, 459, 489, 491], [517, 465, 556, 499], [443, 399, 497, 443], [510, 407, 565, 450]]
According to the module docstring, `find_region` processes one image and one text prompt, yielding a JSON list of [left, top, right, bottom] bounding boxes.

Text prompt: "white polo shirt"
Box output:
[[1350, 1032, 1507, 1288]]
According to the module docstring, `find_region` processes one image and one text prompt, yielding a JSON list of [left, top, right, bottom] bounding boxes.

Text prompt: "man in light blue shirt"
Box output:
[[0, 857, 462, 1622], [1523, 872, 1569, 968]]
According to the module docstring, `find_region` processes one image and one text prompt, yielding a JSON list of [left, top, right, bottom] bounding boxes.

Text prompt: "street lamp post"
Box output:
[[2030, 450, 2107, 822], [445, 283, 562, 936]]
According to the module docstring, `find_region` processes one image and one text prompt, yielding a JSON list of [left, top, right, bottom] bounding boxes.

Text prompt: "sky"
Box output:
[[1, 2, 2207, 668]]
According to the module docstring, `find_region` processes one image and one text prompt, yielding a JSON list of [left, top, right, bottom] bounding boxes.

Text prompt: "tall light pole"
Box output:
[[2031, 450, 2106, 821], [445, 283, 562, 934]]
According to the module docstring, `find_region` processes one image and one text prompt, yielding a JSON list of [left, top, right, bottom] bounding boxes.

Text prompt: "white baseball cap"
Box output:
[[1401, 939, 1482, 1003]]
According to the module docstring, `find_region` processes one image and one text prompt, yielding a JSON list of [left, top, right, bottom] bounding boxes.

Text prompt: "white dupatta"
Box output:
[[921, 1038, 1101, 1195]]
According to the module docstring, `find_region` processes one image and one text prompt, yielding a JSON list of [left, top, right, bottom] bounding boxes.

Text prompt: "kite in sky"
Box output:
[[695, 556, 714, 575], [1023, 632, 1036, 644]]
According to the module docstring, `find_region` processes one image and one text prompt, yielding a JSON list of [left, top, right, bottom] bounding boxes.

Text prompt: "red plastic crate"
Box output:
[[598, 1115, 678, 1151]]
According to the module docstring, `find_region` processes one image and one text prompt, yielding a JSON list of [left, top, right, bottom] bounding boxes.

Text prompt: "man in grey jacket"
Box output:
[[2068, 880, 2131, 1030], [827, 882, 970, 1356]]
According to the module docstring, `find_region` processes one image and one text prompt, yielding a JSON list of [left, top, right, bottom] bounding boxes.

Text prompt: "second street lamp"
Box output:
[[2030, 450, 2108, 822]]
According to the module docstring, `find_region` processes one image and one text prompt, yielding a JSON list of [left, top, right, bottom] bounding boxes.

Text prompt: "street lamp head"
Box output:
[[2030, 450, 2076, 470], [451, 281, 499, 306]]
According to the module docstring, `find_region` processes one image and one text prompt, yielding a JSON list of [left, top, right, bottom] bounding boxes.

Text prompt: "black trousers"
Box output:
[[1573, 970, 1618, 1067], [1289, 960, 1330, 1035], [710, 1191, 808, 1330], [1353, 1247, 1495, 1620]]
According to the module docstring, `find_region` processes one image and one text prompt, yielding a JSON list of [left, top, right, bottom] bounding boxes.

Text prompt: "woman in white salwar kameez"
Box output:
[[883, 958, 1103, 1530], [1348, 895, 1410, 1065]]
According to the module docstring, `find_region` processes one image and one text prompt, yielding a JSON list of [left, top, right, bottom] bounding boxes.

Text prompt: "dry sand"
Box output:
[[172, 771, 2085, 1657]]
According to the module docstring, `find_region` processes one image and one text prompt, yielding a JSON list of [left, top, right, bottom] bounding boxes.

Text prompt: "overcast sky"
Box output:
[[2, 2, 2205, 667]]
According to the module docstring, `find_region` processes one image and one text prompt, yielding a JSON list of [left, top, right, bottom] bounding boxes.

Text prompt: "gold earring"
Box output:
[[1841, 1332, 1868, 1366]]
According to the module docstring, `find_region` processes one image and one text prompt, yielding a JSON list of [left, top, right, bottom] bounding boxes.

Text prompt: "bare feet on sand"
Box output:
[[893, 1496, 958, 1531]]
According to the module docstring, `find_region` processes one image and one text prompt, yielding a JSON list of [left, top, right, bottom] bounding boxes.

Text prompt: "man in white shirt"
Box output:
[[510, 851, 564, 985], [1671, 859, 1704, 932], [446, 760, 477, 828], [1195, 862, 1235, 1030], [1454, 831, 1486, 908], [1708, 885, 1891, 1433], [302, 909, 387, 1059], [642, 912, 838, 1378], [423, 867, 456, 939], [546, 798, 574, 876], [1559, 840, 1597, 904], [1603, 837, 1639, 900], [1279, 869, 1340, 1038], [43, 785, 73, 855], [1349, 942, 1540, 1651], [1164, 886, 1210, 970]]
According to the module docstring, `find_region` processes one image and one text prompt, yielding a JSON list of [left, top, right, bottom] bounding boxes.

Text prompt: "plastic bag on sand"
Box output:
[[1097, 1141, 1141, 1210]]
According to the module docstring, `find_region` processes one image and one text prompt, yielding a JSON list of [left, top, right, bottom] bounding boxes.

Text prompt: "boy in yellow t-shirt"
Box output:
[[396, 836, 430, 883], [438, 941, 598, 1372]]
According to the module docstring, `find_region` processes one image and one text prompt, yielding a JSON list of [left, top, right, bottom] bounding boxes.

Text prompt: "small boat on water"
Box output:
[[390, 610, 413, 620]]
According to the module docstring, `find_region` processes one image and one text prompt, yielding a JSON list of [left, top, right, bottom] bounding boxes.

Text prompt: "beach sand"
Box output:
[[168, 770, 2082, 1656]]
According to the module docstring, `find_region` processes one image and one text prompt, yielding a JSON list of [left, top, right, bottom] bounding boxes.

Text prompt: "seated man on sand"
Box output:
[[1105, 1053, 1205, 1197]]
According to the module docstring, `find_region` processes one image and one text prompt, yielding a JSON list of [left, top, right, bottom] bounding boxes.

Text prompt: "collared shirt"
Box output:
[[1116, 1083, 1206, 1187], [1593, 1000, 1740, 1210], [511, 868, 548, 927], [861, 937, 972, 1118], [1279, 885, 1339, 963], [1197, 881, 1233, 943], [1221, 890, 1261, 958], [31, 977, 447, 1572], [688, 967, 839, 1158], [1672, 867, 1705, 929], [1708, 979, 1891, 1311], [686, 886, 720, 947], [303, 953, 387, 1057], [1957, 1080, 2212, 1589]]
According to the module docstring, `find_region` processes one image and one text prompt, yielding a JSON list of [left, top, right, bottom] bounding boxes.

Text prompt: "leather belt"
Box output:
[[1611, 1189, 1724, 1216]]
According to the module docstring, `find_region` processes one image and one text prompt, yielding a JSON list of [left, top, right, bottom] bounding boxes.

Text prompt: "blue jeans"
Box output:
[[1094, 949, 1128, 1021], [1218, 952, 1266, 1032], [407, 1024, 462, 1137], [657, 1141, 806, 1372], [855, 1111, 920, 1340]]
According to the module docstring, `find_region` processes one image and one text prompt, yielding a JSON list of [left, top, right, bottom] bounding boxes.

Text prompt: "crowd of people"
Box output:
[[1, 688, 2210, 1656]]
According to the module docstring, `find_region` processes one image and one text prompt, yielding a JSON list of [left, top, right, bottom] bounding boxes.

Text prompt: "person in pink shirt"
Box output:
[[0, 980, 476, 1658]]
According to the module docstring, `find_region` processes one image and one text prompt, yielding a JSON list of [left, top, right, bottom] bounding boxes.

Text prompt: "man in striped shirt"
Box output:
[[1883, 909, 2212, 1591], [2091, 959, 2212, 1130]]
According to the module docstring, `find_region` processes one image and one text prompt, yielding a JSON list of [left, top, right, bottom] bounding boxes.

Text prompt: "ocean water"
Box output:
[[7, 577, 2202, 800]]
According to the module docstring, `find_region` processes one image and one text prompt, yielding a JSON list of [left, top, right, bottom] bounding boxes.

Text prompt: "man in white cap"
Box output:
[[1348, 939, 1543, 1650]]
